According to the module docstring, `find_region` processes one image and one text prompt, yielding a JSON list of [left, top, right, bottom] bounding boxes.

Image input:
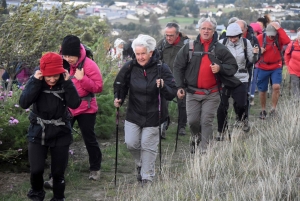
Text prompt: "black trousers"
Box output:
[[71, 113, 102, 171], [28, 142, 69, 199], [177, 95, 187, 129], [217, 82, 248, 133]]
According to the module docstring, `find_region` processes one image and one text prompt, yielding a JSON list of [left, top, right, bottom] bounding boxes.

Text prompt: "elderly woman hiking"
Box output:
[[19, 52, 81, 201], [113, 34, 177, 185]]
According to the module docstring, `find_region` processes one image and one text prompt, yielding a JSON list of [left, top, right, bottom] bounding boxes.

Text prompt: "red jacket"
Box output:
[[68, 44, 103, 116], [256, 28, 290, 70], [285, 40, 300, 77]]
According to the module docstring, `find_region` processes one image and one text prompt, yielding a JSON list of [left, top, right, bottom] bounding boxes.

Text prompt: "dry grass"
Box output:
[[114, 97, 300, 200]]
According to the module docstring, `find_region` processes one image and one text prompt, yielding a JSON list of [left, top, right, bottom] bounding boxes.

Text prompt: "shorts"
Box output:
[[257, 68, 282, 92]]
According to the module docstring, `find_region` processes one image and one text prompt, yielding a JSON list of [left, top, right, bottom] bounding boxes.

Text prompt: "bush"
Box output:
[[0, 84, 29, 165]]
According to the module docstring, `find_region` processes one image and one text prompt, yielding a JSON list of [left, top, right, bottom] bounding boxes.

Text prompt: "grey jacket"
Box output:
[[219, 37, 254, 83]]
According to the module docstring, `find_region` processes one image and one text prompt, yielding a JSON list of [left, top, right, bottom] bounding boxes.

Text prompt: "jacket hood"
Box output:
[[226, 23, 242, 36]]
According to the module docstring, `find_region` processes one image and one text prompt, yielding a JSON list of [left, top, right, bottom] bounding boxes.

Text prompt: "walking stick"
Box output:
[[114, 82, 121, 186], [280, 66, 287, 97], [157, 62, 162, 173], [175, 89, 183, 152]]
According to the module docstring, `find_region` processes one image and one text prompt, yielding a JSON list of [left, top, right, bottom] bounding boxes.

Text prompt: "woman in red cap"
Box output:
[[19, 52, 81, 201]]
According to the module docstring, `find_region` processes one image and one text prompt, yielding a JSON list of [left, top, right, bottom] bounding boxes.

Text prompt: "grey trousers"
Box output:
[[186, 92, 220, 150], [290, 74, 300, 98], [124, 120, 160, 181]]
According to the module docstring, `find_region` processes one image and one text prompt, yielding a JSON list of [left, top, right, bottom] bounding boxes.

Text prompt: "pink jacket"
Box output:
[[284, 40, 300, 77], [68, 44, 103, 116]]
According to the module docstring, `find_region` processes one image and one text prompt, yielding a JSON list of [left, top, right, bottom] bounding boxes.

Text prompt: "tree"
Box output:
[[0, 1, 108, 93], [0, 0, 8, 14], [149, 13, 159, 24]]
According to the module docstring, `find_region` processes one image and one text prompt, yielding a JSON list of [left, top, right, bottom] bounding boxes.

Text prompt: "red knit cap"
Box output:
[[40, 52, 65, 76]]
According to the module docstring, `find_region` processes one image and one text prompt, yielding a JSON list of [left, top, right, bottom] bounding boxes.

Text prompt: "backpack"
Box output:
[[158, 38, 189, 61], [188, 40, 221, 63], [83, 44, 94, 61], [289, 41, 300, 56], [261, 33, 284, 65]]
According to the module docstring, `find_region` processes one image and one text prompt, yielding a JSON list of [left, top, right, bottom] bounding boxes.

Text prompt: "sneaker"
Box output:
[[269, 109, 277, 118], [50, 198, 65, 201], [250, 97, 255, 106], [44, 177, 53, 190], [89, 170, 100, 181], [136, 166, 142, 182], [242, 120, 250, 132], [215, 132, 224, 141], [179, 127, 186, 136], [259, 110, 267, 119]]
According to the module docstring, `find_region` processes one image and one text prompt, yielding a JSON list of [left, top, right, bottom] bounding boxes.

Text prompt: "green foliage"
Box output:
[[0, 85, 29, 164], [215, 9, 259, 25]]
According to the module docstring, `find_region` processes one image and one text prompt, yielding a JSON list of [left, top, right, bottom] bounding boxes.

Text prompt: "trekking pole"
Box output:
[[175, 89, 184, 152], [157, 63, 162, 173], [114, 82, 121, 186], [212, 63, 226, 141]]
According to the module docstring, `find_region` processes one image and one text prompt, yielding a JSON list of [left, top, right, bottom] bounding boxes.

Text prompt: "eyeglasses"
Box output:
[[200, 27, 213, 32]]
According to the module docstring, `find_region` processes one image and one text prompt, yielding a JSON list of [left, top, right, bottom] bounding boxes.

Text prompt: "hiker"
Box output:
[[216, 23, 258, 139], [256, 22, 290, 119], [156, 22, 189, 138], [113, 34, 177, 185], [173, 17, 240, 153], [257, 15, 271, 32], [248, 22, 264, 106], [236, 20, 261, 106], [122, 39, 134, 61], [284, 31, 300, 99], [19, 52, 81, 201], [219, 17, 239, 40]]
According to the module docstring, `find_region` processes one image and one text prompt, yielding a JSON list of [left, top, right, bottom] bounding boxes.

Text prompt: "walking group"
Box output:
[[19, 14, 300, 200]]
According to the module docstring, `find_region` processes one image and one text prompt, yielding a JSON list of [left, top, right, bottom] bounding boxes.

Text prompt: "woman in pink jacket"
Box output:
[[285, 32, 300, 99]]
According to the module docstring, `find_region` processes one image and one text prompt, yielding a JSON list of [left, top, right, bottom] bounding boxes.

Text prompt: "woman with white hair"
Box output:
[[284, 32, 300, 99], [113, 34, 177, 185], [111, 38, 125, 61]]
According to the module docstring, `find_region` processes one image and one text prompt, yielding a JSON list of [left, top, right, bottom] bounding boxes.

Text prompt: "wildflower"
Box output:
[[0, 96, 4, 100], [14, 104, 19, 107], [17, 149, 22, 152], [8, 91, 13, 97], [25, 108, 30, 112], [8, 117, 19, 125], [0, 141, 2, 145], [69, 149, 74, 155], [19, 85, 25, 90]]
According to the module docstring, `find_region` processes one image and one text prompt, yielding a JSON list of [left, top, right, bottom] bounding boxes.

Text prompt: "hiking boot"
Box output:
[[215, 132, 224, 141], [136, 166, 142, 182], [27, 189, 45, 201], [179, 127, 186, 136], [259, 110, 267, 119], [141, 179, 152, 188], [190, 140, 200, 154], [233, 120, 242, 128], [250, 97, 255, 106], [50, 198, 65, 201], [44, 177, 53, 190], [242, 120, 250, 132], [89, 170, 100, 181]]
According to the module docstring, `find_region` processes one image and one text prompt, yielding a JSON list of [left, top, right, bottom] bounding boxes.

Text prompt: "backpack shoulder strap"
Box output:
[[263, 33, 267, 49], [222, 38, 228, 46], [290, 41, 295, 55], [188, 39, 194, 62], [242, 38, 248, 61]]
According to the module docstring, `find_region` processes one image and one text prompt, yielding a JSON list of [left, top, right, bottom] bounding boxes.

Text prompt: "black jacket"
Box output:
[[157, 32, 189, 72], [113, 49, 177, 127], [173, 32, 241, 89], [19, 75, 81, 146]]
